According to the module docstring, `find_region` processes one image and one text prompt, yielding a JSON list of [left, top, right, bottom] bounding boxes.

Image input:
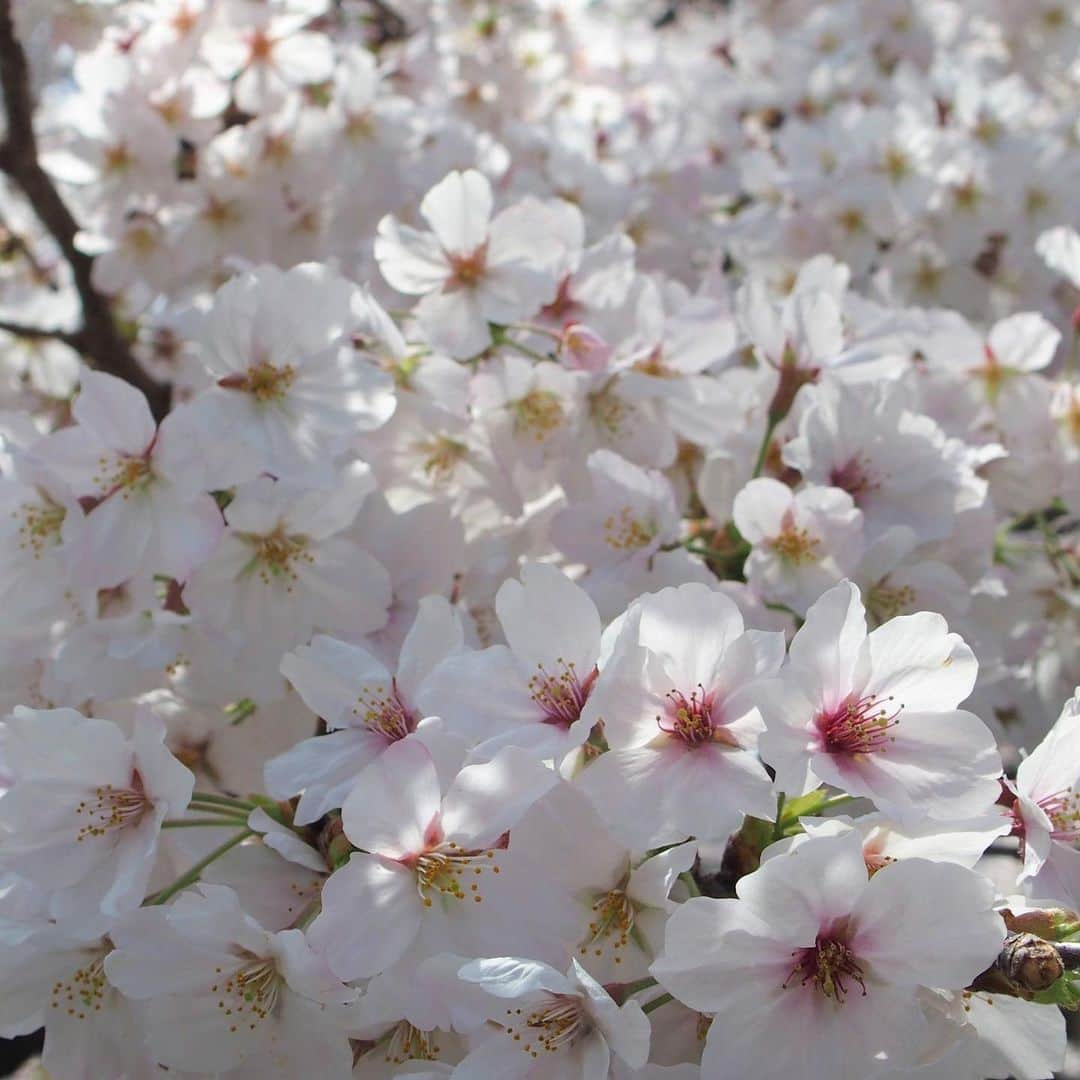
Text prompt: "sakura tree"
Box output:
[[0, 1, 1078, 1078]]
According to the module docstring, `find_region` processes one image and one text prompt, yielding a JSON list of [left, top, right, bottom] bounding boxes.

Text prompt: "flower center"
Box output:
[[580, 885, 635, 964], [513, 389, 564, 443], [1036, 791, 1080, 844], [815, 693, 902, 755], [219, 360, 297, 403], [415, 434, 468, 483], [769, 520, 820, 565], [784, 933, 867, 1004], [247, 28, 274, 63], [589, 385, 632, 435], [528, 660, 598, 729], [828, 456, 877, 502], [384, 1022, 441, 1064], [866, 581, 915, 624], [242, 528, 312, 585], [409, 840, 500, 907], [15, 496, 65, 557], [656, 685, 737, 749], [603, 505, 657, 552], [50, 948, 110, 1020], [502, 993, 589, 1058], [213, 956, 282, 1031], [352, 678, 418, 741], [447, 244, 488, 288], [75, 773, 149, 841]]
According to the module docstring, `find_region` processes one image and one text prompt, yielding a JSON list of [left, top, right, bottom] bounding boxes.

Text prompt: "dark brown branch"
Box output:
[[363, 0, 409, 46], [0, 0, 170, 419], [0, 317, 79, 347]]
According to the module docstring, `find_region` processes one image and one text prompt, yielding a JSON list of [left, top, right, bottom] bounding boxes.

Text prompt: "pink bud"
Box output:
[[561, 323, 611, 372]]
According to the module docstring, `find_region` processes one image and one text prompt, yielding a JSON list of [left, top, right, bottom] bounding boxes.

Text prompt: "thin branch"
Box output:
[[0, 0, 170, 418], [0, 317, 80, 347]]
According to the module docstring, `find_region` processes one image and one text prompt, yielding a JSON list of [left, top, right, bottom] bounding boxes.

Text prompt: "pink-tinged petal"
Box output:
[[439, 748, 558, 848], [340, 736, 442, 857], [496, 562, 601, 675], [65, 493, 153, 590], [732, 477, 792, 543], [72, 371, 156, 454], [457, 956, 573, 998], [818, 708, 1002, 823], [271, 30, 334, 83], [416, 288, 491, 359], [987, 312, 1060, 372], [852, 858, 1002, 987], [736, 831, 868, 943], [280, 635, 391, 730], [307, 853, 421, 980], [374, 216, 451, 295], [1015, 711, 1080, 804], [788, 580, 869, 710], [397, 597, 464, 701], [863, 613, 977, 710], [264, 729, 390, 826], [651, 896, 785, 1013], [152, 493, 224, 582], [419, 169, 492, 256], [635, 583, 745, 690]]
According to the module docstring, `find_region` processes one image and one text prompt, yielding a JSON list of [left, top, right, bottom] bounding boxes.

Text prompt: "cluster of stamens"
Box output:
[[500, 994, 588, 1058], [446, 244, 488, 289], [74, 775, 149, 841], [88, 452, 154, 504], [816, 693, 902, 755], [384, 1022, 440, 1064], [580, 884, 635, 963], [212, 956, 281, 1032], [657, 684, 725, 749], [352, 679, 417, 742], [219, 360, 297, 403], [1036, 790, 1080, 845], [415, 434, 467, 483], [828, 455, 879, 502], [769, 521, 820, 565], [867, 580, 916, 623], [410, 841, 499, 907], [513, 389, 565, 443], [783, 933, 867, 1004], [50, 949, 109, 1019], [602, 505, 657, 552], [588, 385, 632, 435], [14, 496, 65, 557], [527, 659, 597, 729], [633, 345, 675, 378], [242, 527, 313, 587]]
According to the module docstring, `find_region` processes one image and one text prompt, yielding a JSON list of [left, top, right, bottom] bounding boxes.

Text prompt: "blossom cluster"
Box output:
[[0, 0, 1078, 1077]]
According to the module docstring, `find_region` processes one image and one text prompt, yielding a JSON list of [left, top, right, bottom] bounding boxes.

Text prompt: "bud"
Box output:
[[998, 932, 1064, 993], [561, 323, 611, 372]]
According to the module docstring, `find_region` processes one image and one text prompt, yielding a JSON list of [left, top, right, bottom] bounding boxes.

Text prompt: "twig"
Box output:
[[0, 317, 79, 347], [0, 0, 170, 418]]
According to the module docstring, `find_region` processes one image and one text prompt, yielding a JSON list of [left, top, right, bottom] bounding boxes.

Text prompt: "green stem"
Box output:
[[189, 791, 256, 812], [147, 829, 252, 905], [819, 794, 856, 814], [501, 337, 553, 364], [679, 871, 701, 897], [641, 992, 674, 1015], [618, 976, 659, 997], [772, 793, 786, 841], [751, 416, 779, 478], [163, 817, 250, 829]]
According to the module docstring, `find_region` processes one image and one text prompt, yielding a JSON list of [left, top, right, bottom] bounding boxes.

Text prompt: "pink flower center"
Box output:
[[75, 771, 149, 841], [656, 685, 737, 749], [783, 931, 867, 1003], [828, 455, 878, 502], [528, 660, 598, 730], [815, 693, 901, 755], [353, 678, 418, 742], [447, 244, 488, 288], [1023, 791, 1080, 844]]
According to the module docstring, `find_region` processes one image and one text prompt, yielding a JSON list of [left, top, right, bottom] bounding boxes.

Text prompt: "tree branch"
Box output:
[[0, 0, 170, 418], [0, 317, 79, 347]]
